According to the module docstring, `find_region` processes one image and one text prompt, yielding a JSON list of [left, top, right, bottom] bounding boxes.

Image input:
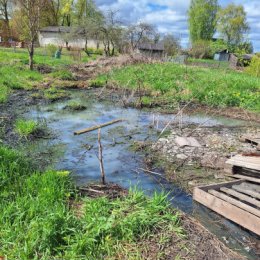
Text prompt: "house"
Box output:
[[214, 49, 230, 61], [38, 26, 100, 49], [137, 42, 165, 59]]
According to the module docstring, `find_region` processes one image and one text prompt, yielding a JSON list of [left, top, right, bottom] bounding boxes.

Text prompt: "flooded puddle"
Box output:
[[27, 90, 257, 259]]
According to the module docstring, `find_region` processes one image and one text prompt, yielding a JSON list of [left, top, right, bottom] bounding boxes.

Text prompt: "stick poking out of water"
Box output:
[[74, 119, 124, 135], [98, 129, 106, 185]]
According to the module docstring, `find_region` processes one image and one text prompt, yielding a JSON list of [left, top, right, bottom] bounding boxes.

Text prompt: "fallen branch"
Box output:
[[74, 119, 123, 135], [138, 167, 163, 177]]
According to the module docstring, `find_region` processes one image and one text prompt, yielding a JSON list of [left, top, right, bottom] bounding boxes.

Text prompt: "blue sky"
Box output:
[[95, 0, 260, 52]]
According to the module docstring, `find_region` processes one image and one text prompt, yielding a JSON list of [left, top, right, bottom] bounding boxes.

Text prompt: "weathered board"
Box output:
[[225, 155, 260, 178], [193, 180, 260, 236], [240, 135, 260, 146]]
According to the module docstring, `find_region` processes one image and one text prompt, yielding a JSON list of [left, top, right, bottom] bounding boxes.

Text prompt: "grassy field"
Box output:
[[0, 47, 96, 103], [0, 145, 183, 260], [96, 63, 260, 112]]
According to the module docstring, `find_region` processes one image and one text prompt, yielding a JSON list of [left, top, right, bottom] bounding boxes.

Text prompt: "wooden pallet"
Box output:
[[193, 180, 260, 235], [224, 155, 260, 178]]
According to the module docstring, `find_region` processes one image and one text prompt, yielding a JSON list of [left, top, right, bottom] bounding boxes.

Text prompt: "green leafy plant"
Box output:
[[246, 55, 260, 77], [15, 119, 38, 137]]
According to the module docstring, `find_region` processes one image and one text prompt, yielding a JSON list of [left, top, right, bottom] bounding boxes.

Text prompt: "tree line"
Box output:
[[188, 0, 252, 56]]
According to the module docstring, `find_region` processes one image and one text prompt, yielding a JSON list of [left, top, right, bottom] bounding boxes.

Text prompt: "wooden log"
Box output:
[[208, 189, 260, 218], [193, 187, 260, 236], [232, 185, 260, 200], [220, 187, 260, 208], [74, 119, 123, 135], [229, 174, 260, 184]]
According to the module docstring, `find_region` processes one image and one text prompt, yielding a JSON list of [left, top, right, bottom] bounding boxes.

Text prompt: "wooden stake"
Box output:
[[74, 119, 123, 135], [98, 129, 106, 185]]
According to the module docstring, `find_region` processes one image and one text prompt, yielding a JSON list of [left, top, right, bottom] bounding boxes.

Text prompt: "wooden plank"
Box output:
[[230, 174, 260, 184], [193, 187, 260, 236], [196, 180, 243, 192], [208, 190, 260, 218], [225, 155, 260, 171], [74, 119, 123, 135], [220, 187, 260, 208], [232, 185, 260, 200]]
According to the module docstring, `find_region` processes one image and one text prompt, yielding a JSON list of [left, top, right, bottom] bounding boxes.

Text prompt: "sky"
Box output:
[[95, 0, 260, 52]]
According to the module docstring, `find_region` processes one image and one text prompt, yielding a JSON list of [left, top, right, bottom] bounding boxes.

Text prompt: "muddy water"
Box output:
[[27, 91, 257, 259]]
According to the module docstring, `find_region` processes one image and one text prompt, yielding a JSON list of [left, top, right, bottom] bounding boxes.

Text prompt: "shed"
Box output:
[[137, 42, 165, 59], [214, 49, 230, 62], [38, 26, 100, 49]]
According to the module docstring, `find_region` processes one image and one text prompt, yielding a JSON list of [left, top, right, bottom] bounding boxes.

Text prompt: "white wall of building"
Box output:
[[38, 32, 100, 49]]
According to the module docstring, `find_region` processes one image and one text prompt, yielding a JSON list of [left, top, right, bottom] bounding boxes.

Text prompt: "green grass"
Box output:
[[15, 119, 38, 137], [44, 87, 70, 101], [64, 101, 87, 111], [0, 85, 10, 103], [96, 63, 260, 112], [0, 47, 97, 103], [0, 145, 183, 260]]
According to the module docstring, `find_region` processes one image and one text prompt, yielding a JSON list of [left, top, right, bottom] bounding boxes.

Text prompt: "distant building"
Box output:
[[137, 43, 165, 59], [214, 49, 230, 61], [38, 26, 100, 49]]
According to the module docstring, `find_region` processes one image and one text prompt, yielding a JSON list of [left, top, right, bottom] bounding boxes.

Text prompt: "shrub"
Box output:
[[15, 119, 38, 137], [46, 44, 57, 57], [246, 55, 260, 77], [189, 40, 211, 59]]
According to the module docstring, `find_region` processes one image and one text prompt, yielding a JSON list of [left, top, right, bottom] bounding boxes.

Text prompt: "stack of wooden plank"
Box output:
[[193, 134, 260, 235]]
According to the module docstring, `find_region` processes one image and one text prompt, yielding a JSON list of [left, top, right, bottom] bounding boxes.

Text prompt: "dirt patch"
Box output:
[[134, 214, 246, 260], [70, 54, 152, 82]]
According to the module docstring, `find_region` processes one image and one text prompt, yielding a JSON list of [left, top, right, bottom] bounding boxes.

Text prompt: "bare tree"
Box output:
[[99, 10, 123, 56], [162, 34, 181, 56], [126, 22, 156, 51], [16, 0, 47, 70]]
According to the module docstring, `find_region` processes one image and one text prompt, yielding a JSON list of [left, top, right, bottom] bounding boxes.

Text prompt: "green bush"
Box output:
[[246, 55, 260, 77], [46, 44, 57, 57]]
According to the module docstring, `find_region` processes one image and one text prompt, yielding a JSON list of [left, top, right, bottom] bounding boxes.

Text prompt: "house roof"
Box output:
[[138, 42, 164, 51], [39, 26, 85, 34]]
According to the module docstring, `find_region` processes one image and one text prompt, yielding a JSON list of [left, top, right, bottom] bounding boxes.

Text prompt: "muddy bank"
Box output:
[[149, 125, 259, 192]]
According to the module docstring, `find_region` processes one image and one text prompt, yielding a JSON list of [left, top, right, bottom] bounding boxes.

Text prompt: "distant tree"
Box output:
[[74, 0, 104, 51], [42, 0, 61, 26], [61, 0, 73, 26], [125, 22, 156, 51], [188, 0, 219, 43], [0, 0, 12, 40], [98, 10, 123, 56], [217, 4, 249, 47], [16, 0, 47, 70], [162, 34, 181, 56]]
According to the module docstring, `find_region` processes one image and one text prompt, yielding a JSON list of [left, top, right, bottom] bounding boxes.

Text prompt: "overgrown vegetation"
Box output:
[[0, 145, 183, 260], [97, 63, 260, 111], [246, 55, 260, 78], [15, 119, 38, 137]]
